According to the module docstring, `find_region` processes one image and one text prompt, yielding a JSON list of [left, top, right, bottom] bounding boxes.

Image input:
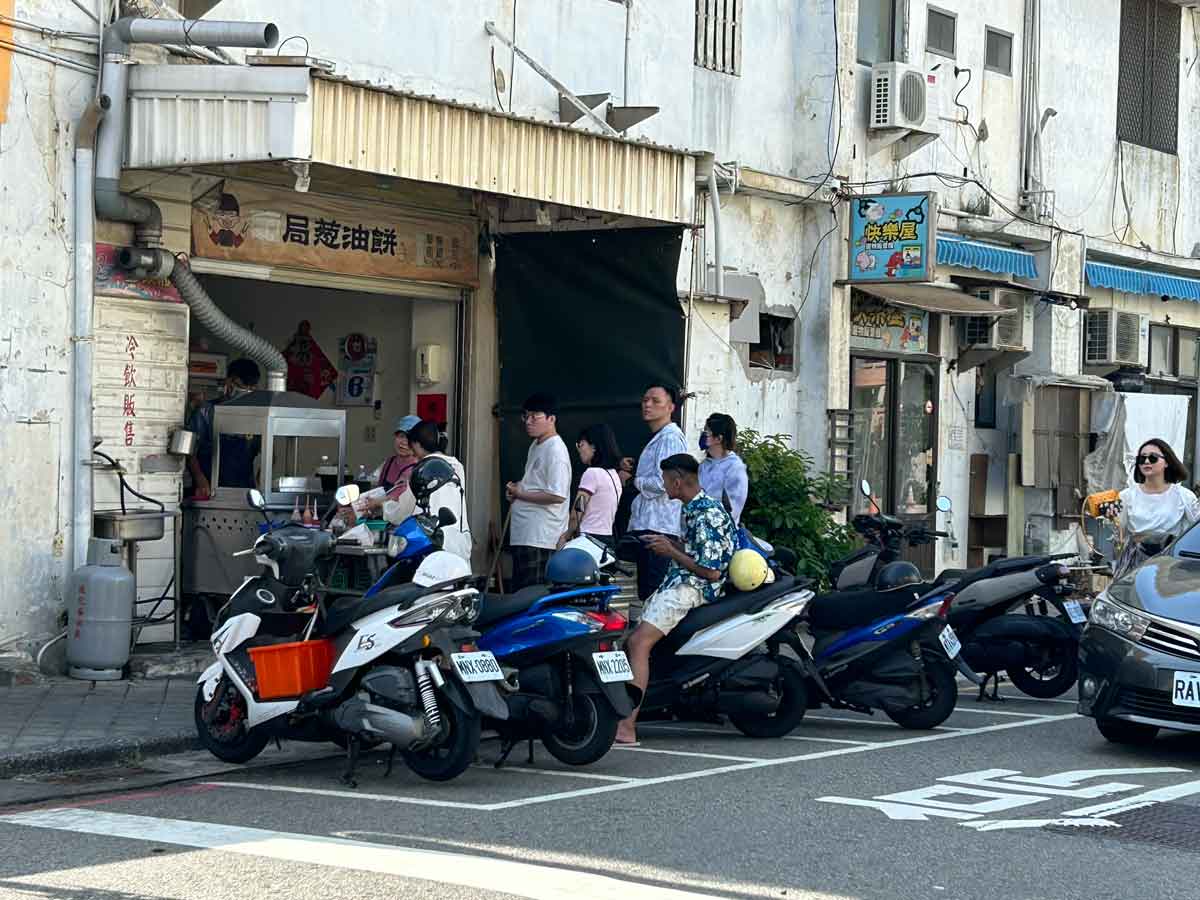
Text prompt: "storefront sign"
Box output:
[[191, 180, 479, 287], [336, 332, 378, 407], [850, 295, 929, 354], [848, 192, 936, 284], [95, 243, 182, 302]]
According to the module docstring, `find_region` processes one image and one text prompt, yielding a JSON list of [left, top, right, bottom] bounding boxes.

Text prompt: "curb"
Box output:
[[0, 733, 201, 779]]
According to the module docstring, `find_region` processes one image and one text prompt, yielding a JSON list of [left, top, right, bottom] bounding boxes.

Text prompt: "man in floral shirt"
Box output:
[[616, 453, 736, 744]]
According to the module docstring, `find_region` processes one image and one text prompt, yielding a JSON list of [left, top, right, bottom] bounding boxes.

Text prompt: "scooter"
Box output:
[[474, 536, 640, 767], [195, 485, 508, 784], [633, 574, 817, 738], [832, 480, 1084, 700]]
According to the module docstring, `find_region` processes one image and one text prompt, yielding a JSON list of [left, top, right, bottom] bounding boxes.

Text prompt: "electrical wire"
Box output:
[[0, 37, 97, 74], [797, 197, 844, 315], [794, 0, 842, 205], [276, 34, 310, 56]]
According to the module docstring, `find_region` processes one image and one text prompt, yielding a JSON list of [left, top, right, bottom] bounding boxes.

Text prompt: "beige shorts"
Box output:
[[640, 583, 706, 635]]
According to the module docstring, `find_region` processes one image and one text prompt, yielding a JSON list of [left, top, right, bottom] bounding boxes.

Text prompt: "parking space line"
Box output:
[[782, 735, 873, 746], [949, 706, 1056, 719], [640, 724, 871, 746], [802, 714, 965, 731], [475, 765, 636, 783], [995, 694, 1079, 706], [610, 746, 765, 763], [201, 781, 495, 811]]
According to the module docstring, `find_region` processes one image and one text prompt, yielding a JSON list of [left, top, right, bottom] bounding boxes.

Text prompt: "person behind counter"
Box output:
[[408, 420, 473, 562], [368, 414, 421, 512], [187, 358, 261, 499]]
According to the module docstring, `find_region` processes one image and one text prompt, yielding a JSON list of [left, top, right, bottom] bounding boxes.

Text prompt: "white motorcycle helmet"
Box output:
[[413, 550, 471, 587]]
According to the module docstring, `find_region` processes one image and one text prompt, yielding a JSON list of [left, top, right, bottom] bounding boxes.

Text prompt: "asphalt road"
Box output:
[[2, 684, 1199, 900]]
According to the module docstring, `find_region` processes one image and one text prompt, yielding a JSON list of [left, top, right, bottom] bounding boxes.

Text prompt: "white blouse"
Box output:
[[1119, 483, 1200, 538]]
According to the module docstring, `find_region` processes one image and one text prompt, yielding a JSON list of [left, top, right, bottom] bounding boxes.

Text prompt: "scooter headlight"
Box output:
[[1090, 595, 1150, 640]]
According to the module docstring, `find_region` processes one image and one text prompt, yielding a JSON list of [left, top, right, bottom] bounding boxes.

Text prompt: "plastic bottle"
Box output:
[[302, 495, 315, 526], [290, 497, 302, 522]]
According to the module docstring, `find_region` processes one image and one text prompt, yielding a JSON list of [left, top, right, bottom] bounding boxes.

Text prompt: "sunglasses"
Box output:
[[1137, 453, 1163, 465]]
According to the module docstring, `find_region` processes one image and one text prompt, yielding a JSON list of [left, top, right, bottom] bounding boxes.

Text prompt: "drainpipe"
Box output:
[[71, 97, 107, 575], [699, 158, 724, 297]]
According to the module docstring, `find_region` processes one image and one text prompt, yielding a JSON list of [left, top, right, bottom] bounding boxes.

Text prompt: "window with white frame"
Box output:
[[695, 0, 742, 76], [926, 8, 956, 57], [985, 27, 1013, 75], [857, 0, 896, 65], [1116, 0, 1180, 154], [1149, 323, 1200, 379]]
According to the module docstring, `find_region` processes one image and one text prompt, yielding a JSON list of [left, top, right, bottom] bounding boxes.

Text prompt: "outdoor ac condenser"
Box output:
[[960, 289, 1034, 352], [869, 63, 938, 132], [1084, 309, 1150, 369]]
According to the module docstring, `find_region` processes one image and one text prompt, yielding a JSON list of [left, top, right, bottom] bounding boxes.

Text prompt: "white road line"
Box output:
[[803, 714, 965, 731], [994, 694, 1079, 706], [947, 706, 1056, 720], [0, 809, 724, 900], [610, 746, 765, 763], [199, 713, 1078, 813], [475, 764, 636, 783], [640, 724, 870, 746], [783, 735, 873, 746]]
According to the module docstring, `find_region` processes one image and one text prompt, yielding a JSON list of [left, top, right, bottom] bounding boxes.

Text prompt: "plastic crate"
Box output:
[[248, 638, 335, 700]]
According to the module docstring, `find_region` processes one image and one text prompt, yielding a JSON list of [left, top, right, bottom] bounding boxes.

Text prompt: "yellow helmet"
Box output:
[[729, 549, 770, 592]]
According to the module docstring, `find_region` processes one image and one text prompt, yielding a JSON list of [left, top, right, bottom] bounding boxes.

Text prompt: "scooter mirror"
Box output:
[[334, 483, 361, 507], [936, 495, 952, 513], [859, 479, 872, 498], [246, 489, 266, 510], [437, 507, 457, 527]]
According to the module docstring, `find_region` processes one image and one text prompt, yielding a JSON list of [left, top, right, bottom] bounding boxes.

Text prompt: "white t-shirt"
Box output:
[[1119, 483, 1200, 538], [511, 435, 572, 549]]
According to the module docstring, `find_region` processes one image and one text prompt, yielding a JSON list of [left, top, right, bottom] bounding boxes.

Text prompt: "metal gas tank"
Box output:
[[66, 538, 135, 681]]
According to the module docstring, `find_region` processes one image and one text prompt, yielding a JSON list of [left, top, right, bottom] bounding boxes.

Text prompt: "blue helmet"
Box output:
[[545, 548, 599, 586]]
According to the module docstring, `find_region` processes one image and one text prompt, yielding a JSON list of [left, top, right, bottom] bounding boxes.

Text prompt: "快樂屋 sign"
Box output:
[[847, 192, 936, 284]]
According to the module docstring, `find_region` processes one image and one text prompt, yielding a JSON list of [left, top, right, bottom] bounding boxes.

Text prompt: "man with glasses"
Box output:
[[506, 393, 572, 589]]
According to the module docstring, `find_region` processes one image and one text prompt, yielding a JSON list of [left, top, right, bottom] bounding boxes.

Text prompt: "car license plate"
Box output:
[[450, 651, 503, 683], [938, 625, 962, 659], [1172, 672, 1200, 708], [592, 650, 634, 683], [1063, 600, 1087, 625]]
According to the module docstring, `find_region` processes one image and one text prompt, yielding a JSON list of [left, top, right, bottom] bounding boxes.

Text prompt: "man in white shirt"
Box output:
[[506, 393, 572, 589], [620, 384, 688, 600]]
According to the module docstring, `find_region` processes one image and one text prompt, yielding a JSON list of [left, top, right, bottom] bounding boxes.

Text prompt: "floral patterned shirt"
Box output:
[[660, 490, 737, 602]]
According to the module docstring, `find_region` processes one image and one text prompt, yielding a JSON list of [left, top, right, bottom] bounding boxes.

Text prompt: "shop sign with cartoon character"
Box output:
[[850, 294, 928, 354], [848, 192, 936, 284]]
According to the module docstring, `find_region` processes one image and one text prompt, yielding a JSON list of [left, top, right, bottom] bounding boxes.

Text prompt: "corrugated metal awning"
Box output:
[[937, 233, 1038, 278], [125, 65, 696, 225], [1086, 260, 1200, 301], [855, 282, 1019, 317]]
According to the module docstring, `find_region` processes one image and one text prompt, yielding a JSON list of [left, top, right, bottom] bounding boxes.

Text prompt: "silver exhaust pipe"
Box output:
[[332, 698, 427, 747]]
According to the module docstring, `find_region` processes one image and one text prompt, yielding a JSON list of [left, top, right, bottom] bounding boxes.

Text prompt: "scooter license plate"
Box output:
[[450, 651, 504, 683], [938, 625, 962, 659], [592, 650, 634, 683], [1063, 600, 1088, 624]]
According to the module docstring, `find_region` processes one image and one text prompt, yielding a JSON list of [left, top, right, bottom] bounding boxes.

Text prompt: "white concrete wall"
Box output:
[[0, 1, 101, 646]]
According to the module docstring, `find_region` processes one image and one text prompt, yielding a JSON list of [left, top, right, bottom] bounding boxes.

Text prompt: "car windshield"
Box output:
[[1171, 519, 1200, 557]]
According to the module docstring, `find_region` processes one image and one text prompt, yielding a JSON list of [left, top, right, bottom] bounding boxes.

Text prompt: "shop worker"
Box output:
[[616, 453, 736, 745], [506, 393, 572, 589], [187, 358, 261, 499], [621, 384, 688, 600], [368, 413, 421, 512]]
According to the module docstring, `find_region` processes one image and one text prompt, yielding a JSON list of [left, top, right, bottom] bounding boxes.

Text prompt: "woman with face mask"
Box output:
[[1112, 438, 1200, 578], [698, 413, 749, 525]]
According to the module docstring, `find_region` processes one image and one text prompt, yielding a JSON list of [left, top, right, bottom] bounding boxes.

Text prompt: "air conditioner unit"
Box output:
[[1084, 309, 1150, 368], [960, 289, 1034, 352], [870, 63, 938, 132]]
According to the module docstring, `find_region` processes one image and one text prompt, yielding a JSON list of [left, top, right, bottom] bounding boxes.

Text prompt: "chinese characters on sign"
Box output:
[[192, 180, 478, 287], [849, 295, 928, 354], [848, 192, 936, 284], [122, 335, 138, 446]]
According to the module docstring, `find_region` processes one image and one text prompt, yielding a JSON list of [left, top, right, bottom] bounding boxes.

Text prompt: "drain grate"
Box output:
[[1047, 802, 1200, 854]]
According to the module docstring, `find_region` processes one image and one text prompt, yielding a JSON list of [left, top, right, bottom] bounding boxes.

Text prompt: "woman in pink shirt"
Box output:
[[557, 424, 623, 550]]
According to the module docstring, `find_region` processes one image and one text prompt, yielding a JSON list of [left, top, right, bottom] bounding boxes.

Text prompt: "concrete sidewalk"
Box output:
[[0, 678, 199, 777]]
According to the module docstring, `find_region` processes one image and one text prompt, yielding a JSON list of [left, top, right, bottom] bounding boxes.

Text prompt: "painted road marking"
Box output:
[[609, 746, 765, 763], [639, 723, 871, 746], [803, 714, 966, 731], [198, 713, 1077, 812], [945, 706, 1056, 719], [475, 765, 636, 783], [0, 809, 725, 900]]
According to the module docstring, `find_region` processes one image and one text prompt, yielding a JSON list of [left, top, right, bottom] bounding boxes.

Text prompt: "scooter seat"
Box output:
[[320, 582, 427, 635], [807, 585, 923, 632], [476, 585, 552, 629], [658, 576, 806, 653]]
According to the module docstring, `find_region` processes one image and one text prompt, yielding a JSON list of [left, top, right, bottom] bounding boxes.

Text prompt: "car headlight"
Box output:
[[387, 534, 408, 557], [1090, 595, 1150, 640]]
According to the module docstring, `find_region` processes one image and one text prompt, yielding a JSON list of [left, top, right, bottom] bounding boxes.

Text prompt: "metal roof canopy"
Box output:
[[125, 64, 696, 225], [852, 282, 1020, 317]]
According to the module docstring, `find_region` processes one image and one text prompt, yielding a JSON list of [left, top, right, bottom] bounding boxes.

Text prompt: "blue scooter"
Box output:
[[474, 536, 640, 767]]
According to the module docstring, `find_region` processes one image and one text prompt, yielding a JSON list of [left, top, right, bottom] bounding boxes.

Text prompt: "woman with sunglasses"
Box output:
[[698, 413, 749, 524], [1112, 438, 1200, 578]]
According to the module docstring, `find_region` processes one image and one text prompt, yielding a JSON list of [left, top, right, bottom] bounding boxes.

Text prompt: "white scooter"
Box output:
[[195, 486, 508, 784]]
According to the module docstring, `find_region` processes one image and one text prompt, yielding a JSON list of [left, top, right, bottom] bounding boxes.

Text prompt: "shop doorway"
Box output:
[[850, 355, 939, 572]]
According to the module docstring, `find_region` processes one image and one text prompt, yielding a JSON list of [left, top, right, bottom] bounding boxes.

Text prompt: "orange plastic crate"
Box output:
[[248, 639, 335, 700]]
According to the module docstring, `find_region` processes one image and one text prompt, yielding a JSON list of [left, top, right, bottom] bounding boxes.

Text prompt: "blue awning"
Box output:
[[1085, 260, 1200, 302], [936, 233, 1038, 278]]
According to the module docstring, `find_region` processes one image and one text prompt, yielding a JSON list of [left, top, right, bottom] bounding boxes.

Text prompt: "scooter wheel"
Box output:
[[542, 693, 620, 766], [885, 656, 958, 730], [194, 678, 271, 764], [1006, 645, 1078, 699], [729, 660, 809, 738], [402, 694, 481, 782]]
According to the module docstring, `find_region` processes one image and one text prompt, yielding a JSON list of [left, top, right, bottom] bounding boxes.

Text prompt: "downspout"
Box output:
[[71, 97, 107, 575], [706, 168, 724, 297]]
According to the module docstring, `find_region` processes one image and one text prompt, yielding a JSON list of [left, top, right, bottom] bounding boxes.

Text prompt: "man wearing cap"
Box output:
[[616, 453, 736, 744]]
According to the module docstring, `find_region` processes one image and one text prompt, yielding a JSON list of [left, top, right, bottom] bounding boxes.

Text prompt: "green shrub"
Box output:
[[737, 430, 855, 589]]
